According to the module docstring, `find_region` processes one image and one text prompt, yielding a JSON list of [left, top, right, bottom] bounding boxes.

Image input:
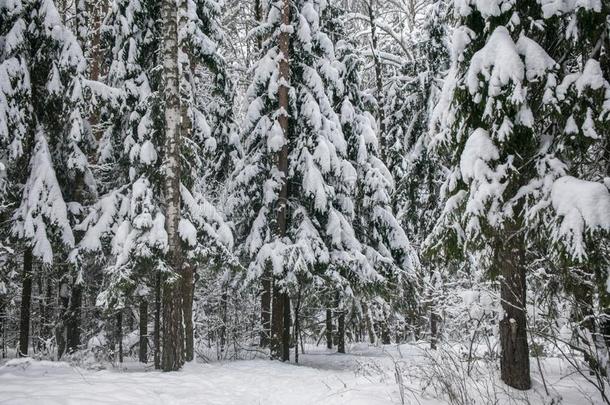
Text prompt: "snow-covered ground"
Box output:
[[0, 344, 604, 405]]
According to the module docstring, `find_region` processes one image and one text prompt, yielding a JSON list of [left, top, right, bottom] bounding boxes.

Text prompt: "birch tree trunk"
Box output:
[[161, 0, 185, 372]]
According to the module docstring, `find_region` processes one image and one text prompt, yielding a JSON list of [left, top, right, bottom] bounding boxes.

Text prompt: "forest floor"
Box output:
[[0, 343, 604, 404]]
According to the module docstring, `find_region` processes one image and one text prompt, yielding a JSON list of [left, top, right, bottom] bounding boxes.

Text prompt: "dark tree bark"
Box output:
[[282, 292, 290, 362], [56, 280, 70, 359], [325, 308, 333, 349], [498, 226, 531, 390], [66, 283, 82, 354], [116, 310, 123, 363], [139, 299, 148, 363], [182, 266, 194, 362], [270, 282, 283, 359], [154, 271, 161, 369], [18, 249, 33, 357], [337, 308, 345, 354], [270, 0, 291, 362]]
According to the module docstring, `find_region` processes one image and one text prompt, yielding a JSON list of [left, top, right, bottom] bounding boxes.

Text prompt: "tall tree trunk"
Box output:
[[365, 0, 386, 161], [178, 0, 194, 364], [18, 249, 33, 357], [161, 0, 185, 372], [139, 300, 148, 363], [270, 0, 291, 361], [325, 308, 333, 349], [255, 0, 272, 351], [66, 283, 82, 354], [154, 271, 161, 369], [498, 225, 531, 390]]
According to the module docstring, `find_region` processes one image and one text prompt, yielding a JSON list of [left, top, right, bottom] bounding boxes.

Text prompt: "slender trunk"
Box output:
[[116, 311, 123, 363], [282, 292, 290, 362], [326, 308, 333, 349], [182, 267, 194, 362], [498, 226, 531, 390], [1, 300, 5, 358], [154, 271, 161, 369], [365, 0, 386, 161], [260, 268, 272, 347], [139, 300, 148, 363], [18, 249, 33, 357], [66, 283, 82, 354], [220, 289, 228, 354], [56, 280, 69, 359], [293, 289, 301, 364], [161, 0, 185, 372], [178, 0, 194, 364], [430, 305, 438, 350]]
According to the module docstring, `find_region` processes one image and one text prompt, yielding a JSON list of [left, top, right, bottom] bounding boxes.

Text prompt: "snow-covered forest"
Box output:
[[0, 0, 609, 403]]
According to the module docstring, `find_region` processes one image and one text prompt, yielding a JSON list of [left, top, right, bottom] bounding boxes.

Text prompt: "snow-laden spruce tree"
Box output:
[[75, 0, 233, 370], [428, 0, 610, 389], [230, 0, 412, 358], [0, 0, 97, 357], [323, 3, 417, 349], [384, 0, 450, 346]]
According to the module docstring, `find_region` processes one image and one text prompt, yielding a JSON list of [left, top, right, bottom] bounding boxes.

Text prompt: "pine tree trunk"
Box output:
[[270, 282, 283, 359], [154, 271, 161, 369], [183, 267, 194, 362], [270, 0, 291, 362], [325, 308, 333, 349], [260, 269, 272, 347], [161, 0, 185, 372], [139, 300, 148, 363], [66, 283, 82, 354], [337, 307, 345, 354], [116, 311, 123, 363], [18, 249, 33, 357], [56, 280, 70, 359], [282, 292, 290, 362], [498, 226, 531, 390]]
